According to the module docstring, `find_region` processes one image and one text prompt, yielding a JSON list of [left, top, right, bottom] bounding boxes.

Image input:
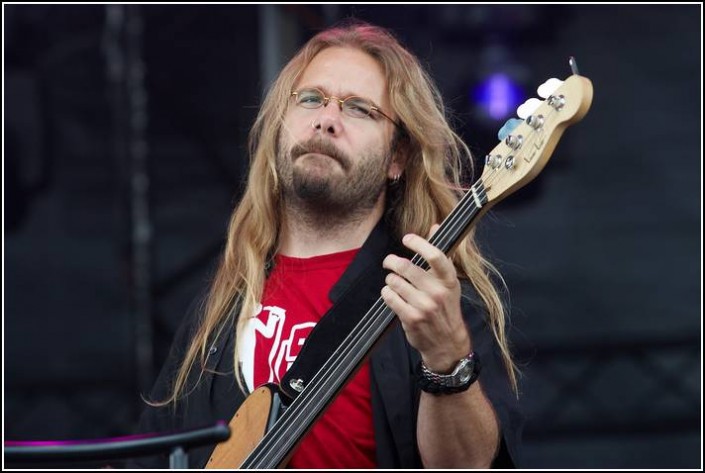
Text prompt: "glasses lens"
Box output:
[[296, 89, 324, 109], [343, 97, 373, 118]]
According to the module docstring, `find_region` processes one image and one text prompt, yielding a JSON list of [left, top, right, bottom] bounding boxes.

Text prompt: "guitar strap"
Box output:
[[279, 219, 406, 400]]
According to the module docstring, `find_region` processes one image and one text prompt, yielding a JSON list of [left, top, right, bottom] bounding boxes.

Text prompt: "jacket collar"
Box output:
[[329, 217, 398, 303]]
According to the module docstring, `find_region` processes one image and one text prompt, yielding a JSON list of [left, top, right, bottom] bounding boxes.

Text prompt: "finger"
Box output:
[[401, 233, 456, 282], [381, 285, 420, 323], [382, 254, 438, 293], [427, 223, 440, 239], [384, 272, 438, 314]]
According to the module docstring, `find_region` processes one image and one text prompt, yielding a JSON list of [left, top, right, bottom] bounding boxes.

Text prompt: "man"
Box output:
[[132, 21, 522, 468]]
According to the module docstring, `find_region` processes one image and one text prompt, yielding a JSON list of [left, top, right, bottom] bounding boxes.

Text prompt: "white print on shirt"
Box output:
[[272, 320, 316, 382], [239, 304, 316, 392]]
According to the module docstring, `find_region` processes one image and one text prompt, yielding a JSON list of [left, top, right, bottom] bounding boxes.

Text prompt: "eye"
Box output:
[[296, 89, 324, 108], [344, 98, 373, 118]]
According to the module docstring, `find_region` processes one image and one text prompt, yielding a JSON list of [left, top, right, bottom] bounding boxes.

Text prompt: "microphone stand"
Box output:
[[4, 421, 230, 468]]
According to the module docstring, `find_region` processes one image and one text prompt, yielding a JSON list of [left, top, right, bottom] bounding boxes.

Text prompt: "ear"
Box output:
[[387, 158, 406, 180], [387, 132, 409, 179]]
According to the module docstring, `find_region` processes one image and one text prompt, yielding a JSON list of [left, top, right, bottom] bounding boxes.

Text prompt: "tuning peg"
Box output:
[[516, 98, 542, 119], [497, 118, 524, 141], [537, 78, 564, 99]]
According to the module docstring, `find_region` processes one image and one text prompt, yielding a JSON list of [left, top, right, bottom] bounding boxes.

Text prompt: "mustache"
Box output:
[[290, 138, 350, 170]]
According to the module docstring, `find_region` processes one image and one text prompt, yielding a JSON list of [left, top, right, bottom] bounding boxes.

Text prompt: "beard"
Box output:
[[276, 135, 391, 218]]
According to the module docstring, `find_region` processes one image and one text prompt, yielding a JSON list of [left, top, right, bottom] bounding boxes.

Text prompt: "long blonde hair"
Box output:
[[153, 21, 517, 406]]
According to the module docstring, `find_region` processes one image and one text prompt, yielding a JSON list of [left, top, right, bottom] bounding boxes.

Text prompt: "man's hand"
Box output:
[[381, 225, 471, 373]]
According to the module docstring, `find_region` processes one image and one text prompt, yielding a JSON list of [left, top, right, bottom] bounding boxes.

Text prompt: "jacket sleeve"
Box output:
[[460, 281, 524, 468], [370, 281, 523, 469]]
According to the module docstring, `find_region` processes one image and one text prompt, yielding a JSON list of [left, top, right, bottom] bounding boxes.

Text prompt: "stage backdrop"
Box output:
[[5, 4, 701, 468]]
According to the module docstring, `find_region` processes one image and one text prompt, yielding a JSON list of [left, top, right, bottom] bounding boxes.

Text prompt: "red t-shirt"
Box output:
[[239, 249, 377, 469]]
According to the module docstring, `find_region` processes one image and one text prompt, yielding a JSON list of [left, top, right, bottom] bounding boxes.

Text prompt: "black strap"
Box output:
[[279, 224, 405, 400]]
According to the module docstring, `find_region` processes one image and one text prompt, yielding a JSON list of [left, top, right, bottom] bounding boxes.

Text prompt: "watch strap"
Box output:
[[417, 351, 481, 395]]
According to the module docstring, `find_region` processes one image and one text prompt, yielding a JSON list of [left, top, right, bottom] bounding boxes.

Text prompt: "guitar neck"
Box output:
[[240, 179, 489, 469], [416, 179, 489, 267]]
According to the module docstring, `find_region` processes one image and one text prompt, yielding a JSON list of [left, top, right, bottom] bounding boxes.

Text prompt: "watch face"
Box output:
[[458, 363, 473, 383], [418, 353, 479, 394]]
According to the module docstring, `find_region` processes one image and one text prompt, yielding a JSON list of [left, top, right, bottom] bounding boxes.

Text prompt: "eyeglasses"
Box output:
[[291, 87, 399, 127]]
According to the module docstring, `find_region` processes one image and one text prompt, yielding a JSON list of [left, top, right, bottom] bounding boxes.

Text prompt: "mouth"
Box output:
[[291, 141, 349, 171], [299, 152, 337, 162], [296, 153, 343, 174]]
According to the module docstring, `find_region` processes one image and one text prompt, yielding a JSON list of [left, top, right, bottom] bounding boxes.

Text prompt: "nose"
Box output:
[[312, 101, 343, 136]]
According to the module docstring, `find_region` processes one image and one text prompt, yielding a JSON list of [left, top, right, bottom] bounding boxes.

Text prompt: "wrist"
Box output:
[[417, 351, 481, 395], [421, 340, 472, 373]]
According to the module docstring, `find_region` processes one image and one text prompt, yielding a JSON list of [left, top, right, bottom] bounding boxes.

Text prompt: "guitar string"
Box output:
[[244, 103, 562, 468], [246, 105, 559, 467], [245, 109, 554, 467], [244, 129, 509, 466]]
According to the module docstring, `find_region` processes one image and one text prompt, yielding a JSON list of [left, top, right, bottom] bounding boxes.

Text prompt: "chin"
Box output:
[[293, 175, 334, 200]]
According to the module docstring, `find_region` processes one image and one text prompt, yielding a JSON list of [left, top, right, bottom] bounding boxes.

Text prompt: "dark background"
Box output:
[[4, 4, 701, 469]]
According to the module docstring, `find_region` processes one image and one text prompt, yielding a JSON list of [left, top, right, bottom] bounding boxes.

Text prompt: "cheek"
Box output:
[[282, 111, 311, 138], [278, 117, 301, 153], [279, 117, 294, 143], [366, 134, 392, 161]]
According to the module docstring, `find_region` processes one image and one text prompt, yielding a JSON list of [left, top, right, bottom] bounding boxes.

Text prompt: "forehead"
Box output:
[[297, 47, 388, 104]]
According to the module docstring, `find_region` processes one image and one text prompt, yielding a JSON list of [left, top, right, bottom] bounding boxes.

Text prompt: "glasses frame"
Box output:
[[290, 87, 400, 128]]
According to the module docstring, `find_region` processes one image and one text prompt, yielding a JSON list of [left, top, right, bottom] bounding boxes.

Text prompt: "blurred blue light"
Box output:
[[472, 73, 524, 121]]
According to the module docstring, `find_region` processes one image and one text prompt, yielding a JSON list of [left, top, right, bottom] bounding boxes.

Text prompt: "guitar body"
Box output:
[[206, 384, 285, 469]]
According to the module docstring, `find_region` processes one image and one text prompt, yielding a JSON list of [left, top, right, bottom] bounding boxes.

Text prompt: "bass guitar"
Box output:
[[207, 60, 593, 469]]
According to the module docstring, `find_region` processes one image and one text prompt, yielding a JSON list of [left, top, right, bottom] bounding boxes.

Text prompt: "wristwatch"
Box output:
[[417, 352, 481, 395]]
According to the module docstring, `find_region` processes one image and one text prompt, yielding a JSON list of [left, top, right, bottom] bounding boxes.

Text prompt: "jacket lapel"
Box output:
[[370, 322, 419, 467]]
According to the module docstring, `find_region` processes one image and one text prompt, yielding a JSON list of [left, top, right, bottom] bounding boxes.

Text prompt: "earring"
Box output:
[[391, 173, 401, 184]]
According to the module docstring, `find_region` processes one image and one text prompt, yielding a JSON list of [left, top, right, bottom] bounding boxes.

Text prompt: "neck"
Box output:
[[278, 196, 385, 258]]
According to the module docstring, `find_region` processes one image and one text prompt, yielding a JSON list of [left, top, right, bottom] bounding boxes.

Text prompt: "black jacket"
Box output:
[[128, 221, 522, 468]]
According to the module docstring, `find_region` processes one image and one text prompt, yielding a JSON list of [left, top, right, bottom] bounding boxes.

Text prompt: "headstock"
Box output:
[[480, 69, 593, 207]]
